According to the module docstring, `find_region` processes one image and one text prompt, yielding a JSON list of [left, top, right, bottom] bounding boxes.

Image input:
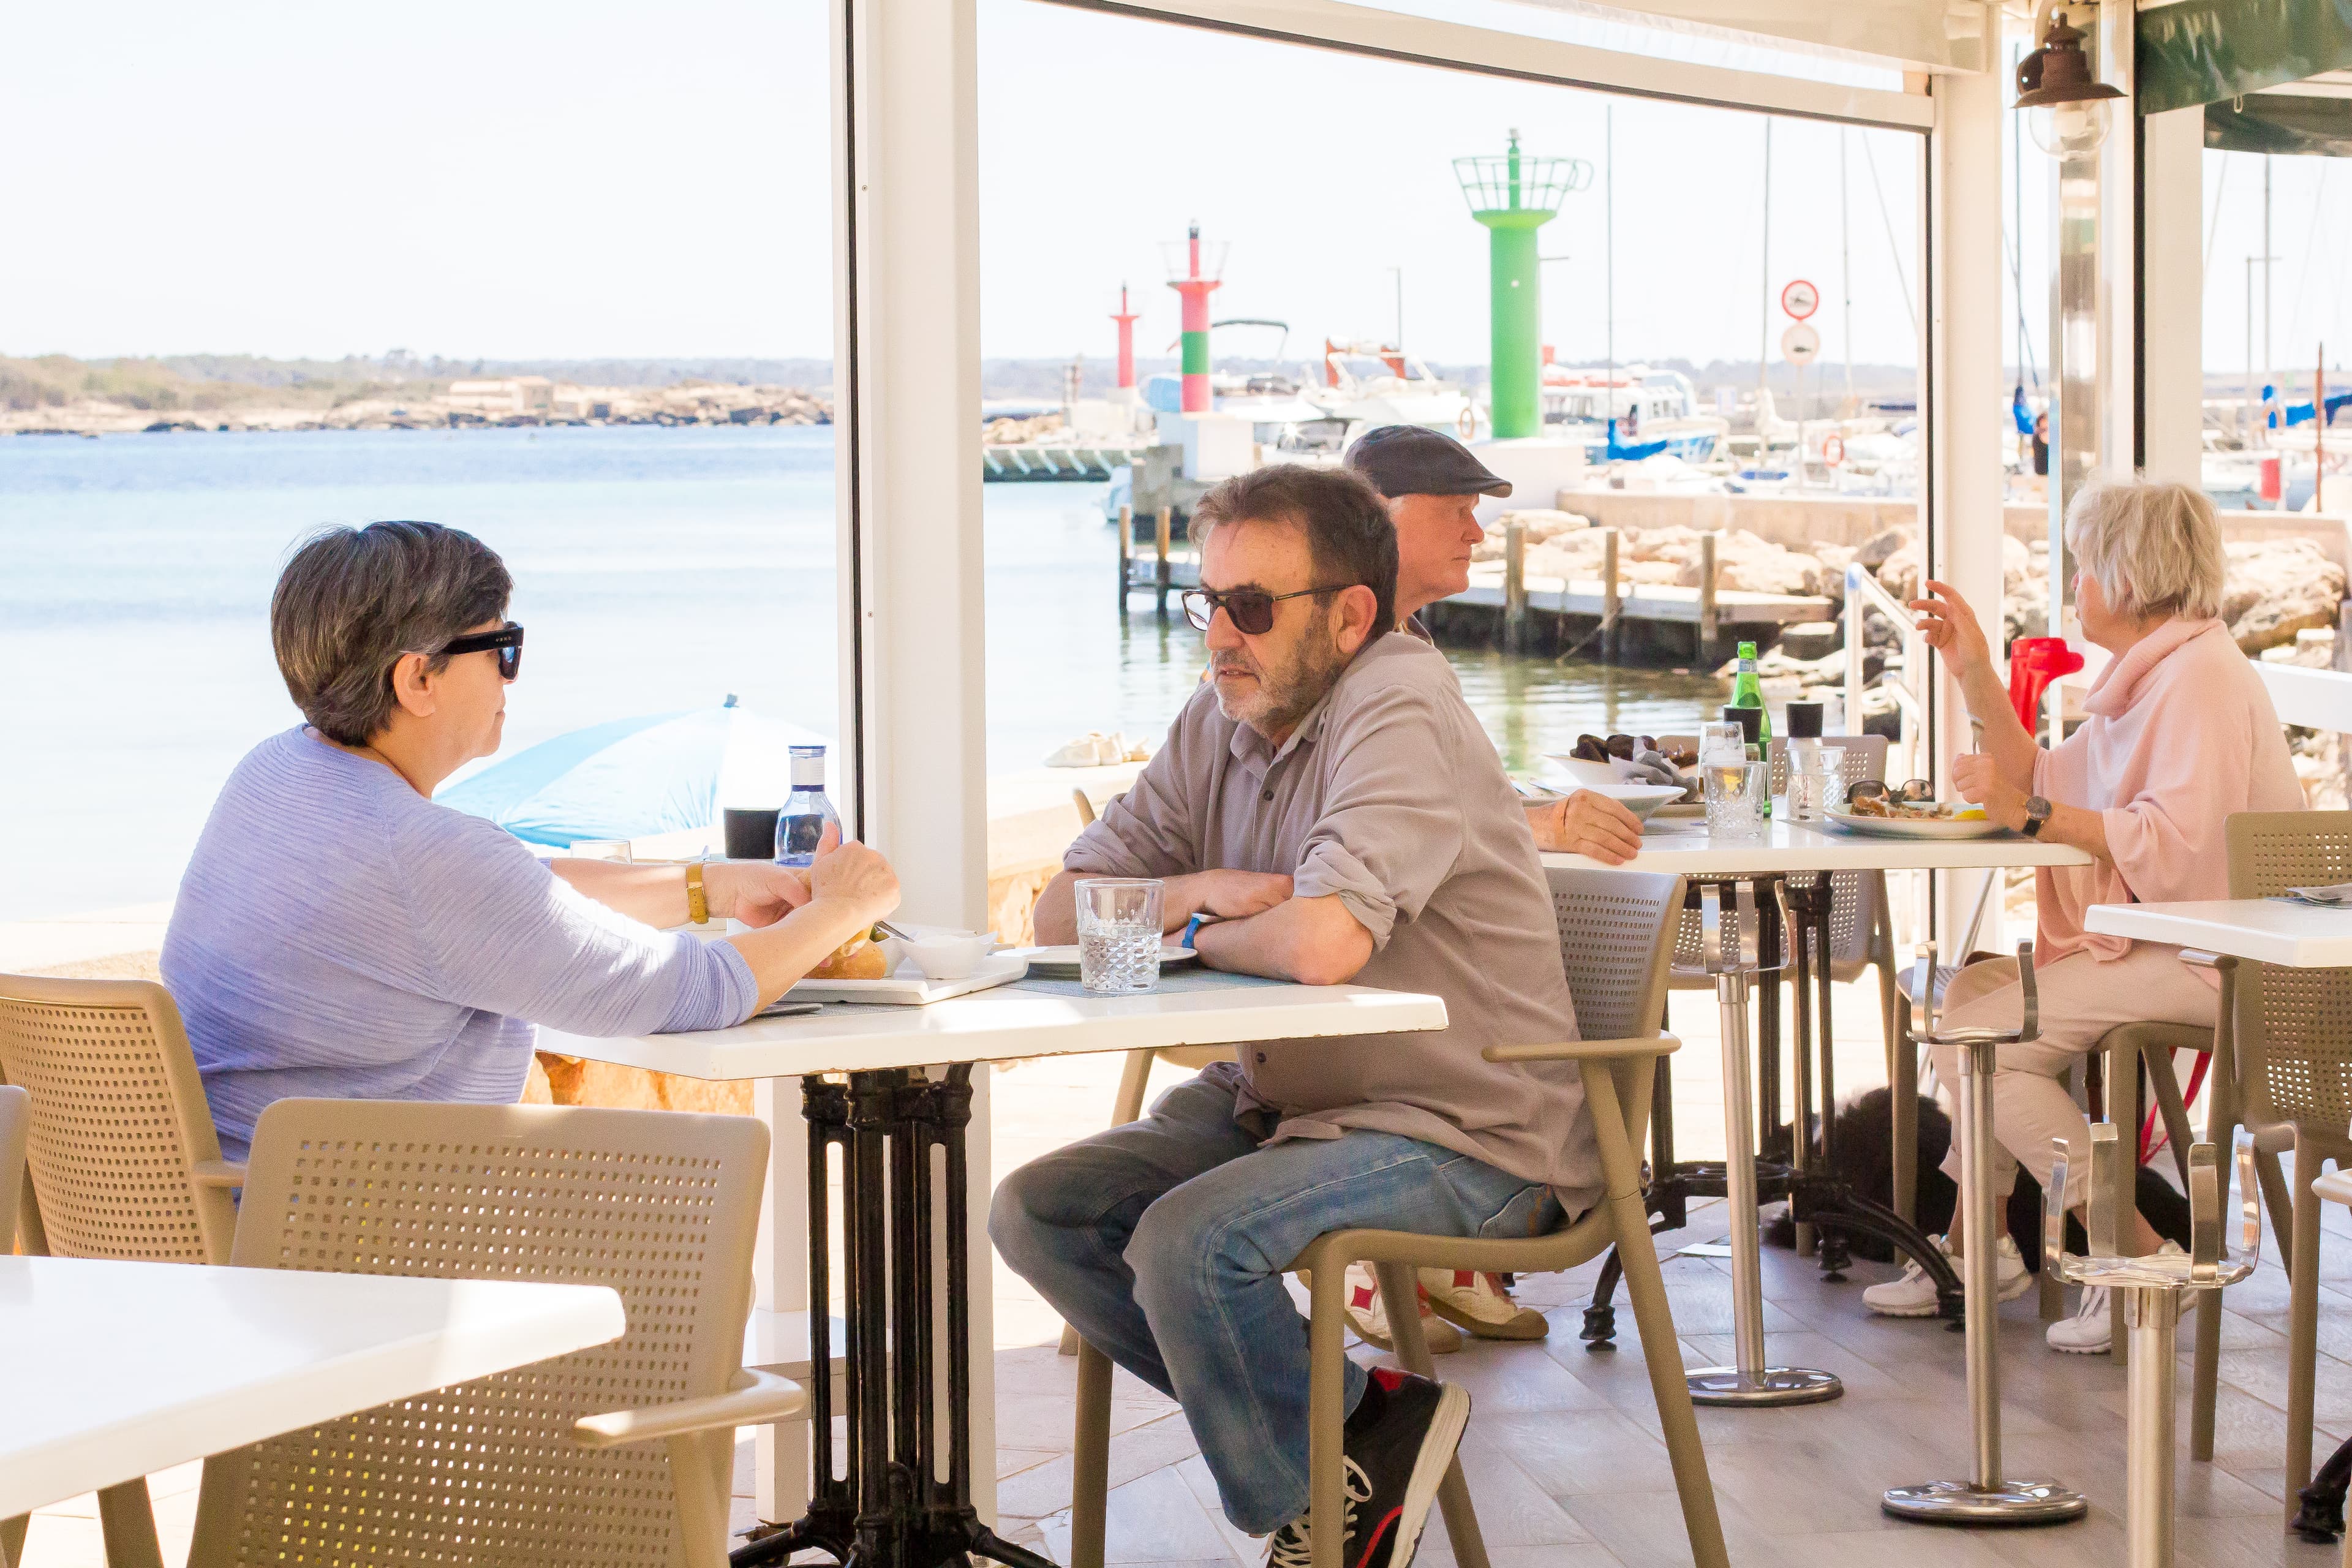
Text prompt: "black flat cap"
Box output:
[[1343, 424, 1512, 499]]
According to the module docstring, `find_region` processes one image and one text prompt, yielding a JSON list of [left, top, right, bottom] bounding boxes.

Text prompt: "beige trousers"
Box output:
[[1928, 946, 2216, 1208]]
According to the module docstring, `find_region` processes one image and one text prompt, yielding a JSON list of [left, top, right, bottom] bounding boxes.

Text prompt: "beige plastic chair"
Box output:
[[1068, 869, 1727, 1568], [187, 1097, 805, 1568], [2214, 810, 2352, 1515], [0, 972, 243, 1264], [0, 1083, 25, 1255]]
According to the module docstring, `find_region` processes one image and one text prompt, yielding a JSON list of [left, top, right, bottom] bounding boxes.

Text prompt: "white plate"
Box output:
[[1823, 809, 2010, 840], [1578, 782, 1687, 820], [1012, 945, 1202, 979], [787, 950, 1030, 1005]]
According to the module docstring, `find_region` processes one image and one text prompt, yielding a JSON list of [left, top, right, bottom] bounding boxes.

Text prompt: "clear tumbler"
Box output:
[[1074, 878, 1166, 995]]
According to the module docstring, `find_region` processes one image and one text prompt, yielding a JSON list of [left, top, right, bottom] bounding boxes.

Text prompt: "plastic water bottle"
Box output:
[[774, 745, 839, 868]]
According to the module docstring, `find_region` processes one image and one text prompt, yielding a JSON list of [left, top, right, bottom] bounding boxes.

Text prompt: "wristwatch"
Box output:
[[685, 860, 711, 925], [2021, 796, 2053, 838]]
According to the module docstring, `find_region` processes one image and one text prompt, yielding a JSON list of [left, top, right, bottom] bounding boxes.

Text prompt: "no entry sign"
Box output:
[[1781, 279, 1820, 321]]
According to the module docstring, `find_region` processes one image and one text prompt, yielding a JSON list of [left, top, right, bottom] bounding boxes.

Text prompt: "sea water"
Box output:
[[0, 423, 1724, 922]]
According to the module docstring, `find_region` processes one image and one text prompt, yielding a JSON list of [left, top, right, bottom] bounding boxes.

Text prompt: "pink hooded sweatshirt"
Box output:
[[2031, 617, 2303, 983]]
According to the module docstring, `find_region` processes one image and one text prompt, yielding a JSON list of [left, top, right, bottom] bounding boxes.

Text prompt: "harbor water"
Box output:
[[0, 423, 1725, 921]]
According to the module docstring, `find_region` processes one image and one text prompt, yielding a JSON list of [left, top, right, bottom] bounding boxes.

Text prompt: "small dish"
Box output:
[[1577, 782, 1687, 821], [900, 932, 995, 981], [1544, 755, 1640, 789]]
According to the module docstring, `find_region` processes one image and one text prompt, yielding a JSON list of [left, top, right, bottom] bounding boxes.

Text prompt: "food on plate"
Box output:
[[809, 928, 890, 980], [1839, 782, 1990, 823]]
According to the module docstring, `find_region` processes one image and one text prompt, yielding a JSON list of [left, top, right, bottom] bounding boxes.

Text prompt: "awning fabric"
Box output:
[[2204, 91, 2352, 155], [2139, 0, 2352, 115]]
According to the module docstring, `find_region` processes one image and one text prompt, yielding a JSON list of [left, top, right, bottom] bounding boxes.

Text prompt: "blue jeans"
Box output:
[[988, 1072, 1556, 1534]]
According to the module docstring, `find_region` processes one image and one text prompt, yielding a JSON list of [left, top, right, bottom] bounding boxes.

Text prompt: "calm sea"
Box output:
[[0, 423, 1720, 921]]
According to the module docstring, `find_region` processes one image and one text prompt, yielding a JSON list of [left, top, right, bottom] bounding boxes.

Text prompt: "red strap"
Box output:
[[2138, 1050, 2212, 1163]]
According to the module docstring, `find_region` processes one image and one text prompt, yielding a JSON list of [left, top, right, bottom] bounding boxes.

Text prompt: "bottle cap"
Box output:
[[1784, 700, 1823, 739], [1721, 704, 1762, 744], [1737, 640, 1759, 660]]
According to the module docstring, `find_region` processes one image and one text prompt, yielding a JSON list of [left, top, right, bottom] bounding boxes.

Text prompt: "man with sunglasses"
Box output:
[[992, 466, 1591, 1568]]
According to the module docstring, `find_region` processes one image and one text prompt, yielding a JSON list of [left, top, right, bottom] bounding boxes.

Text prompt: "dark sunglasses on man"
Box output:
[[1180, 585, 1349, 636], [438, 621, 526, 681]]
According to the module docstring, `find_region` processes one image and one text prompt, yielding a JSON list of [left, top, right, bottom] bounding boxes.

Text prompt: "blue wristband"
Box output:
[[1180, 913, 1208, 950]]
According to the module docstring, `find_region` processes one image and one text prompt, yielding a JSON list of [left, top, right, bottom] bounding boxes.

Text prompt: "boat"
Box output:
[[1540, 366, 1725, 464], [1304, 341, 1477, 436]]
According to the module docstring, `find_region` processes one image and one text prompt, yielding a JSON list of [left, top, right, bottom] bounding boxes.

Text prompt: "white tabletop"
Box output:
[[0, 1256, 625, 1518], [1542, 816, 2095, 876], [541, 976, 1451, 1082], [2084, 899, 2352, 969]]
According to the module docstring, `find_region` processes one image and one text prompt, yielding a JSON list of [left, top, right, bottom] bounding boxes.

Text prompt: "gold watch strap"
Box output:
[[686, 860, 710, 925]]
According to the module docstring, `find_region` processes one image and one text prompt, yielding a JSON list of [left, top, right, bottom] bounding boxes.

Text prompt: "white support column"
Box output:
[[823, 0, 999, 1532], [1928, 8, 2007, 951], [2141, 105, 2206, 486], [2095, 0, 2139, 480]]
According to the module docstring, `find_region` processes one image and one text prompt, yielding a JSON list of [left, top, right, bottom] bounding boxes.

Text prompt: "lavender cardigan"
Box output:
[[162, 728, 756, 1158]]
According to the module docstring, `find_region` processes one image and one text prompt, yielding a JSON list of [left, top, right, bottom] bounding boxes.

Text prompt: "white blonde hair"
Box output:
[[2062, 474, 2225, 623]]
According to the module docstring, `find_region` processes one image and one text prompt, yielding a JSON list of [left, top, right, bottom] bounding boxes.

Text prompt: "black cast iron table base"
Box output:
[[1579, 873, 1967, 1350], [734, 1066, 1059, 1568]]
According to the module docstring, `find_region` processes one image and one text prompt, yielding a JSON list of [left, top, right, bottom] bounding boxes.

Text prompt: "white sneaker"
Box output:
[[1419, 1268, 1549, 1341], [2047, 1242, 2191, 1355], [1861, 1233, 2032, 1317], [1340, 1263, 1463, 1355]]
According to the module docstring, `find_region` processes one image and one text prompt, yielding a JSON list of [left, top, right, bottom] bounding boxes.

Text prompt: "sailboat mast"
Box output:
[[1842, 130, 1854, 417]]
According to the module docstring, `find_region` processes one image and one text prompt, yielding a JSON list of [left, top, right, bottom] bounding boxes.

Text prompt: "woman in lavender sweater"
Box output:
[[162, 521, 899, 1159]]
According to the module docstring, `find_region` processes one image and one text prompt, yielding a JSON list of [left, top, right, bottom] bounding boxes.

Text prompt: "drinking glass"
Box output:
[[1705, 760, 1769, 842], [1697, 720, 1746, 765], [1074, 878, 1165, 995], [1786, 745, 1845, 823]]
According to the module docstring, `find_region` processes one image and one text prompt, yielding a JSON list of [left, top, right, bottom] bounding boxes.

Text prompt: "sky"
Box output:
[[2, 2, 2342, 383]]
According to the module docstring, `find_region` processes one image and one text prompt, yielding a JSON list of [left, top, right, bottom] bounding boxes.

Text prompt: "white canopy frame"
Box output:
[[799, 0, 2008, 1534]]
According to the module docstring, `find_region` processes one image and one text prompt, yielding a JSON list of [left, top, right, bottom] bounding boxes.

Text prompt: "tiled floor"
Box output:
[[20, 972, 2350, 1568]]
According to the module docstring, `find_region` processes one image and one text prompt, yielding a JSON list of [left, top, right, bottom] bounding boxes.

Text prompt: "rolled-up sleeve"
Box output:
[[1065, 717, 1200, 879], [1291, 683, 1464, 948]]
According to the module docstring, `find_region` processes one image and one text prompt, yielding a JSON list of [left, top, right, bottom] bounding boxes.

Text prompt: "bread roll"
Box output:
[[810, 933, 889, 981]]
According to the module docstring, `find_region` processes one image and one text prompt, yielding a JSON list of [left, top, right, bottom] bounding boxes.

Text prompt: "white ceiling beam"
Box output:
[[1501, 0, 1986, 75], [1041, 0, 1937, 127]]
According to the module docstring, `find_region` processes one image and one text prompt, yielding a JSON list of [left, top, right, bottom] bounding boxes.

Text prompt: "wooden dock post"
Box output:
[[1697, 530, 1720, 665], [1116, 503, 1133, 617], [1155, 507, 1174, 620], [1600, 528, 1621, 664], [1502, 519, 1528, 655]]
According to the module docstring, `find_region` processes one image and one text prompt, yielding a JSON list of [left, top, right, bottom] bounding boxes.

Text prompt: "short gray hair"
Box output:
[[2063, 475, 2225, 623], [272, 521, 512, 745]]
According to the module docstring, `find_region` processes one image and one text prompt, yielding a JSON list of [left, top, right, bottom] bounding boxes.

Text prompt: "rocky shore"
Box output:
[[4, 382, 831, 437], [1474, 509, 2348, 658]]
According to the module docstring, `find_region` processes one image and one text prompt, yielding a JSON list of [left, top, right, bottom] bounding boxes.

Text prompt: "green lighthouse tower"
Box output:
[[1454, 130, 1591, 440]]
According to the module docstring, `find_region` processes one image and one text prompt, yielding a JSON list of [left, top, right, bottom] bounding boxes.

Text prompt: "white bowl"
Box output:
[[1578, 782, 1687, 820], [1544, 755, 1639, 789], [901, 933, 993, 981]]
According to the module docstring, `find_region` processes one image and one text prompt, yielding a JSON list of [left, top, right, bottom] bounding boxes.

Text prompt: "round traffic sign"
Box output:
[[1781, 322, 1822, 366], [1781, 279, 1820, 320]]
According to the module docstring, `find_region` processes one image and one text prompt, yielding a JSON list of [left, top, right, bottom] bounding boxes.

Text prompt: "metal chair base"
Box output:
[[1881, 1479, 2089, 1526], [1685, 1366, 1842, 1406]]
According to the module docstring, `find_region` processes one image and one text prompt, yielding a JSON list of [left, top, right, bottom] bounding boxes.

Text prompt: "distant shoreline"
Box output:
[[4, 391, 832, 439]]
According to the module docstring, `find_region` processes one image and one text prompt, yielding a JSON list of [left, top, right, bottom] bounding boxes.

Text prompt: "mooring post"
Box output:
[[1502, 519, 1528, 655], [1117, 503, 1133, 617], [1698, 529, 1721, 665], [1600, 528, 1621, 665], [1155, 507, 1174, 620]]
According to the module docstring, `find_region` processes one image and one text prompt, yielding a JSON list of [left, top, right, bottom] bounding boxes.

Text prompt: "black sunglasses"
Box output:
[[439, 621, 526, 680], [1181, 585, 1351, 636]]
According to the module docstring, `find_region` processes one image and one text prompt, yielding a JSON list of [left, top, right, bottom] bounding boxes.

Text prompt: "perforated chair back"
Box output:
[[0, 971, 235, 1264], [1550, 867, 1681, 1043], [0, 1083, 28, 1254], [187, 1098, 769, 1568], [2226, 812, 2352, 1135]]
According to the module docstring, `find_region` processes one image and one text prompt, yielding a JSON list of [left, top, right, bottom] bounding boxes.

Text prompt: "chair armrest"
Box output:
[[1483, 1033, 1681, 1065], [2177, 949, 2236, 974], [2312, 1170, 2352, 1210], [190, 1160, 246, 1188], [573, 1368, 807, 1449]]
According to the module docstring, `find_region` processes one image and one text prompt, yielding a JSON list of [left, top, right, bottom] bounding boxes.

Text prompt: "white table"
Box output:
[[542, 973, 1447, 1568], [0, 1256, 623, 1521], [1540, 821, 2094, 1409], [2085, 899, 2352, 968]]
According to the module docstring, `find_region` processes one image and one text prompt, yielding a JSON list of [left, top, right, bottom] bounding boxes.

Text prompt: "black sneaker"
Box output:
[[1262, 1368, 1471, 1568]]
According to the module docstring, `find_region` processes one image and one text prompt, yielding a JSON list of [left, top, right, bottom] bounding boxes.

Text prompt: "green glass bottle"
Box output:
[[1730, 641, 1772, 816]]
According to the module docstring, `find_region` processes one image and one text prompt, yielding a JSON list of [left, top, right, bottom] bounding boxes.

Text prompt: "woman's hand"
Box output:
[[1952, 752, 2030, 831], [703, 861, 814, 928], [1910, 579, 1995, 682], [808, 836, 901, 929]]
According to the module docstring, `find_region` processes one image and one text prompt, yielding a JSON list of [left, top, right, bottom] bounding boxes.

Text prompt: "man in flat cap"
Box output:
[[1341, 423, 1645, 1352]]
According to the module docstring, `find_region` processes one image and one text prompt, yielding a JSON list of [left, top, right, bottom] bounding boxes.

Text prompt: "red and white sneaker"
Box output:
[[1419, 1268, 1550, 1341], [1341, 1263, 1463, 1355]]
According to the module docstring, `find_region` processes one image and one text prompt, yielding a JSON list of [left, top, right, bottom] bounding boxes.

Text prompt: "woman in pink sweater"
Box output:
[[1862, 476, 2302, 1353]]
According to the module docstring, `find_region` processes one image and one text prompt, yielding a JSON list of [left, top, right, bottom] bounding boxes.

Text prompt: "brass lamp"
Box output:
[[2015, 8, 2125, 156]]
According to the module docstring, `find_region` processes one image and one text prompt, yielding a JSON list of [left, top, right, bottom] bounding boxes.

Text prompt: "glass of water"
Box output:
[[1074, 878, 1166, 995], [1705, 760, 1769, 842], [1785, 745, 1846, 823]]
